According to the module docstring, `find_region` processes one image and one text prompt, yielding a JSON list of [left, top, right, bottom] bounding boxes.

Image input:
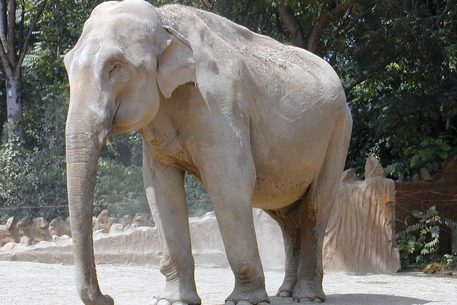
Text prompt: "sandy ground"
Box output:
[[0, 261, 456, 305]]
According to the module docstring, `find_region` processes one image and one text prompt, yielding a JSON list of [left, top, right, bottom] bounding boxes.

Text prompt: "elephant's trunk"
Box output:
[[66, 111, 113, 304]]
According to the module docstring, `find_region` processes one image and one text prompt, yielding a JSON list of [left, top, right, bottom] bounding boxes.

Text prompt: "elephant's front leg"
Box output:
[[143, 146, 201, 305], [200, 147, 269, 305]]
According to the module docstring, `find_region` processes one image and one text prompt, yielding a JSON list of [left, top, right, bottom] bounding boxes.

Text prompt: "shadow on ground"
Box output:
[[269, 294, 430, 305]]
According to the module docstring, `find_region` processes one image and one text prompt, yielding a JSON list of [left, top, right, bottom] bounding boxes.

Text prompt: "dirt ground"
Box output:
[[0, 261, 455, 305]]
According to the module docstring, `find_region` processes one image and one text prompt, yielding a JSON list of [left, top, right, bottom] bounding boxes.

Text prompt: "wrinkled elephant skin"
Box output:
[[64, 0, 352, 304]]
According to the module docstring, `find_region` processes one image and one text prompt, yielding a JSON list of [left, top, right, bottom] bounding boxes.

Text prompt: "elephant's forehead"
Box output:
[[83, 14, 156, 41], [91, 0, 158, 20], [74, 39, 102, 67], [71, 20, 156, 66]]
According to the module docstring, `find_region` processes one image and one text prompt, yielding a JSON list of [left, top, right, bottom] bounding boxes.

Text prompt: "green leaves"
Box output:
[[0, 132, 67, 223], [396, 206, 457, 268], [401, 136, 457, 173]]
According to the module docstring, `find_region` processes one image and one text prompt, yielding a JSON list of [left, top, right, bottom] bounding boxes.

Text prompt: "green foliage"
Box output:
[[404, 137, 457, 172], [0, 128, 67, 223], [344, 1, 457, 177], [184, 173, 211, 216], [396, 206, 457, 269], [93, 157, 149, 217]]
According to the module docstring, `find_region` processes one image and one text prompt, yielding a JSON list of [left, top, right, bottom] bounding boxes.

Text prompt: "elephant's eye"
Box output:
[[108, 60, 131, 83], [109, 61, 123, 77]]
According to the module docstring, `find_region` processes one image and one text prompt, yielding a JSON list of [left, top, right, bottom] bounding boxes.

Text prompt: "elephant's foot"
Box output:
[[275, 279, 297, 298], [225, 289, 270, 305], [151, 291, 201, 305], [80, 291, 114, 305], [225, 300, 270, 305], [292, 280, 326, 304], [151, 297, 199, 305], [225, 301, 269, 305]]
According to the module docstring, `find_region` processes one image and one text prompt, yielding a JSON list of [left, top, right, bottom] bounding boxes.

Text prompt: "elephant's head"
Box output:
[[63, 0, 196, 301], [65, 0, 196, 140]]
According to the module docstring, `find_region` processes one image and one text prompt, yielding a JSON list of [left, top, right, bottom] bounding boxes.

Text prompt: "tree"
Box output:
[[344, 0, 457, 176], [0, 0, 47, 140]]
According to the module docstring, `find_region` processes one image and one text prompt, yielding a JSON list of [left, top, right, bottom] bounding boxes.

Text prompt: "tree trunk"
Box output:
[[403, 0, 412, 13], [277, 3, 307, 49], [0, 0, 47, 142], [5, 76, 23, 140]]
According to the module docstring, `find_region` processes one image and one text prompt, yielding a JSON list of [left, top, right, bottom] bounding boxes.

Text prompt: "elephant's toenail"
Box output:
[[279, 291, 291, 298]]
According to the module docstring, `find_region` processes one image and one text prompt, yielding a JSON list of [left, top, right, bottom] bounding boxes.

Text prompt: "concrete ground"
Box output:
[[0, 261, 456, 305]]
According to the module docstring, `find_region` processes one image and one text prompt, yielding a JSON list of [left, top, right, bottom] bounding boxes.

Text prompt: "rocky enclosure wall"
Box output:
[[1, 157, 404, 273], [0, 210, 286, 270]]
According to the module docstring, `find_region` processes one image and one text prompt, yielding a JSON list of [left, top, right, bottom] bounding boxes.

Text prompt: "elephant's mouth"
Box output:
[[109, 99, 126, 135]]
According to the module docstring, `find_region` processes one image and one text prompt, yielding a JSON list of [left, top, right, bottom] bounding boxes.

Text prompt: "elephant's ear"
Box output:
[[157, 26, 197, 98]]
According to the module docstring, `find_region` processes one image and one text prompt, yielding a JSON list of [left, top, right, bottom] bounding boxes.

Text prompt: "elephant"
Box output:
[[64, 0, 352, 304]]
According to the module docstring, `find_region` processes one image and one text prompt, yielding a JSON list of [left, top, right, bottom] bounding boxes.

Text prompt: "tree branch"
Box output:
[[332, 5, 352, 35], [7, 0, 16, 65], [18, 0, 25, 52], [15, 0, 47, 76], [337, 5, 376, 37], [0, 38, 13, 76], [343, 56, 395, 92], [199, 0, 213, 12], [330, 0, 359, 17], [436, 0, 457, 26], [0, 0, 7, 52], [277, 3, 307, 49], [307, 0, 359, 53], [343, 70, 372, 92]]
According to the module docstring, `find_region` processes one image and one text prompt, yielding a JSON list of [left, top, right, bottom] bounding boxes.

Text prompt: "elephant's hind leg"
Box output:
[[294, 203, 327, 303], [293, 105, 352, 303], [143, 145, 201, 305], [266, 199, 327, 303], [268, 106, 351, 303], [264, 206, 301, 298]]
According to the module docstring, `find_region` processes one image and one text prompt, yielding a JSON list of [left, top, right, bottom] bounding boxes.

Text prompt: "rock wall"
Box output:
[[0, 211, 285, 270]]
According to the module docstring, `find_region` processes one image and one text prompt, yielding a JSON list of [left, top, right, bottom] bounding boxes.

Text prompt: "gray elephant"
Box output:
[[64, 0, 352, 304]]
